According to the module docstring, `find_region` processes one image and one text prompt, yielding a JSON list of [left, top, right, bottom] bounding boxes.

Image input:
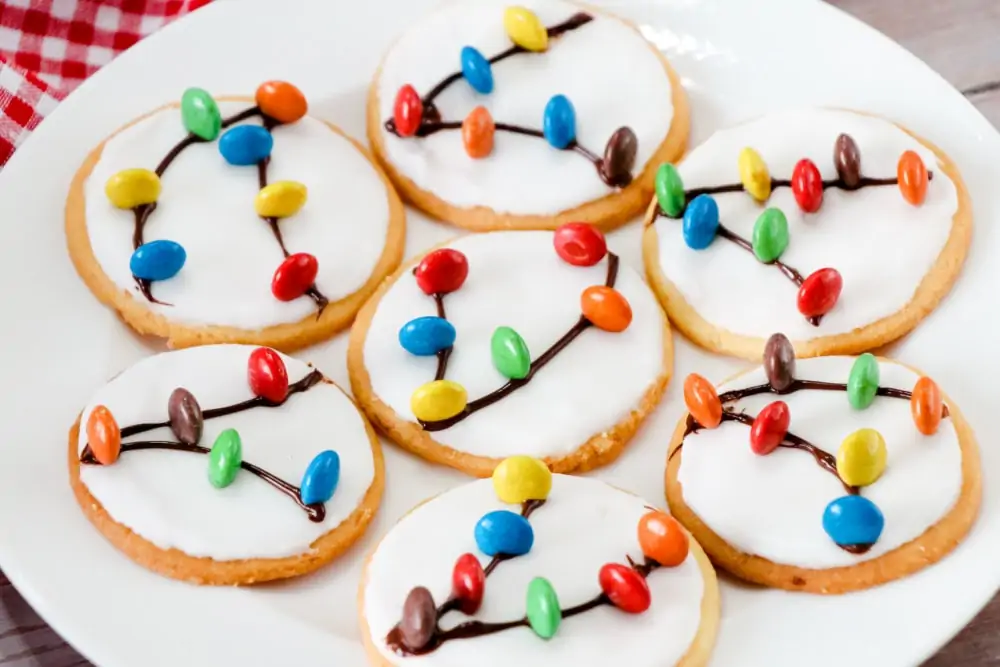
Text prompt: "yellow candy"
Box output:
[[255, 180, 307, 218], [492, 456, 552, 503], [105, 168, 161, 209], [411, 380, 468, 422], [738, 147, 771, 202], [503, 6, 548, 52], [836, 428, 887, 487]]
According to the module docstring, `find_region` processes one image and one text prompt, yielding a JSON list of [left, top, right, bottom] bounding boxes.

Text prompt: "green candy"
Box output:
[[208, 428, 242, 488], [847, 353, 880, 410], [655, 163, 685, 218], [491, 326, 531, 380], [181, 87, 222, 141], [526, 577, 561, 639], [751, 208, 790, 263]]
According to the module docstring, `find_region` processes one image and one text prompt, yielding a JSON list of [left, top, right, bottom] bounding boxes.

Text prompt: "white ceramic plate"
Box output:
[[0, 0, 996, 665]]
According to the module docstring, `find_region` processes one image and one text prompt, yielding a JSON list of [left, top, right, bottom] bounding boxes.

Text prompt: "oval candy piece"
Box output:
[[526, 577, 561, 639], [452, 553, 486, 615], [491, 326, 531, 380], [681, 194, 719, 250], [86, 405, 121, 465], [599, 563, 651, 614], [474, 509, 534, 557], [836, 428, 887, 487], [683, 373, 722, 429], [898, 150, 928, 206], [393, 84, 423, 137], [300, 450, 340, 505], [460, 46, 494, 94], [792, 158, 824, 213], [180, 87, 222, 140], [738, 147, 771, 201], [218, 124, 274, 166], [105, 168, 161, 209], [247, 347, 289, 403], [411, 380, 467, 422], [399, 316, 456, 357], [751, 208, 789, 263], [823, 495, 884, 549], [255, 80, 308, 124], [542, 94, 576, 150], [847, 353, 880, 410], [492, 455, 552, 503], [911, 376, 943, 436], [208, 428, 242, 489], [415, 248, 469, 295], [553, 222, 606, 267], [168, 388, 203, 445], [763, 332, 796, 391], [581, 286, 632, 333], [749, 400, 790, 456], [400, 586, 436, 651], [271, 252, 318, 302], [462, 106, 495, 159], [130, 240, 186, 281], [600, 126, 637, 187], [637, 510, 689, 567], [255, 180, 307, 218], [834, 134, 861, 188], [797, 268, 843, 318], [655, 163, 685, 218], [503, 6, 548, 52]]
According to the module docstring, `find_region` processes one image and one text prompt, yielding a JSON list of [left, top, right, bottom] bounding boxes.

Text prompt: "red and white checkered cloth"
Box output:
[[0, 0, 211, 167]]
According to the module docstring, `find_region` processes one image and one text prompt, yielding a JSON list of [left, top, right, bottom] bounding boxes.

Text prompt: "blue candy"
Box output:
[[822, 495, 884, 548], [474, 510, 534, 557], [130, 240, 186, 281], [218, 125, 274, 166], [300, 450, 340, 505], [542, 94, 576, 149], [682, 194, 720, 250], [461, 46, 494, 94], [399, 316, 456, 356]]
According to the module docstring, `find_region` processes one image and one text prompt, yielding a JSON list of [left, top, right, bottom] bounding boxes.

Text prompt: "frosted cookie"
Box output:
[[368, 0, 688, 231], [348, 225, 672, 477], [642, 108, 972, 360], [359, 459, 719, 666], [68, 344, 384, 585], [665, 333, 981, 594], [67, 81, 405, 351]]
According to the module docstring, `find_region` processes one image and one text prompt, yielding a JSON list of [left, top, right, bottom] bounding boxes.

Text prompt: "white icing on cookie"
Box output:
[[376, 0, 673, 215], [653, 108, 960, 340], [363, 475, 705, 666], [362, 231, 665, 460], [77, 345, 377, 561], [84, 102, 392, 329], [677, 356, 963, 569]]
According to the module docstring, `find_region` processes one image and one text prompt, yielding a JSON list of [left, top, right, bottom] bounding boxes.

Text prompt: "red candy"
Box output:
[[272, 253, 318, 302], [451, 553, 486, 615], [393, 84, 423, 138], [792, 159, 824, 213], [797, 268, 843, 318], [415, 249, 469, 295], [553, 223, 607, 267], [749, 401, 790, 455], [248, 347, 289, 403], [598, 563, 651, 614]]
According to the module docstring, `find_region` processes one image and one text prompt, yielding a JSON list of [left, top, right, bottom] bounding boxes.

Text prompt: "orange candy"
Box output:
[[581, 286, 632, 332], [911, 376, 943, 435], [637, 511, 689, 567], [462, 106, 495, 159], [897, 150, 928, 206], [86, 405, 121, 465], [255, 81, 308, 124], [684, 373, 722, 429]]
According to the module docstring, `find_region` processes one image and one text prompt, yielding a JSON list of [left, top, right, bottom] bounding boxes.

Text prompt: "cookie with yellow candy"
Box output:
[[665, 333, 981, 594], [66, 81, 405, 352]]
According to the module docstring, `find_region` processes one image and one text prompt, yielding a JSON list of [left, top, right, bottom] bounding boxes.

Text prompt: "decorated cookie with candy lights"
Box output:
[[66, 82, 405, 352], [348, 225, 671, 477], [359, 460, 719, 666], [642, 108, 972, 360], [368, 0, 689, 231], [68, 345, 384, 585], [665, 333, 980, 593]]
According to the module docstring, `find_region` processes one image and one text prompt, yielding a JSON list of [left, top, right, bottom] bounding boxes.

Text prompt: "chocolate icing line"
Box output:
[[418, 253, 620, 431]]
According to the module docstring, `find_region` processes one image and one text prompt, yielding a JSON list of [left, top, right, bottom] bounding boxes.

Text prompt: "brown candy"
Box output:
[[763, 333, 796, 392], [600, 126, 637, 187], [834, 133, 861, 189], [168, 388, 203, 445], [400, 586, 437, 650]]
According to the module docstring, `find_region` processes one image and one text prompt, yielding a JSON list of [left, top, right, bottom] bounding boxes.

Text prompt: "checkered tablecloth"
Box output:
[[0, 0, 210, 167]]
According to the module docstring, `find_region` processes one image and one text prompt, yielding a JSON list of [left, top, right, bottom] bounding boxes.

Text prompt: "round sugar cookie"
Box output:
[[66, 82, 405, 352], [348, 227, 672, 477], [642, 108, 972, 360], [665, 336, 981, 594], [359, 472, 719, 666], [69, 344, 384, 585], [368, 0, 689, 231]]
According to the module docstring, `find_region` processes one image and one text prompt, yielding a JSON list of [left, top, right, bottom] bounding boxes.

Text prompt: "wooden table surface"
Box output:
[[2, 0, 999, 665]]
